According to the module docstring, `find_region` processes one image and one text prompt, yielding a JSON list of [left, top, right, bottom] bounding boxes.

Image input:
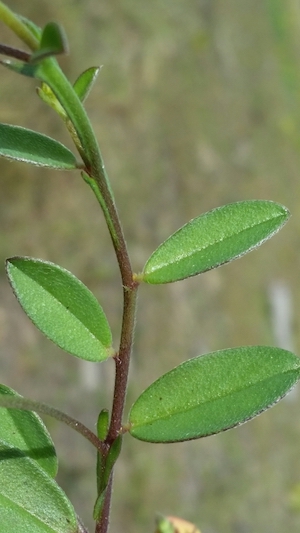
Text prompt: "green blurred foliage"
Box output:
[[1, 0, 300, 532]]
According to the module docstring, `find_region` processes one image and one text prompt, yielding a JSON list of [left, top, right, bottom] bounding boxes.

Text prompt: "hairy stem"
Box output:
[[0, 11, 139, 531], [0, 395, 105, 453], [37, 60, 134, 289], [109, 285, 138, 441], [38, 59, 137, 533], [95, 476, 113, 533]]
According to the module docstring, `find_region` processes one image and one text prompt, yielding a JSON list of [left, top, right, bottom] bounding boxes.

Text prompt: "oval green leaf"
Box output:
[[31, 22, 68, 63], [129, 346, 300, 443], [0, 384, 57, 478], [0, 444, 77, 533], [6, 257, 114, 362], [141, 200, 290, 284], [0, 123, 78, 169], [73, 67, 101, 103]]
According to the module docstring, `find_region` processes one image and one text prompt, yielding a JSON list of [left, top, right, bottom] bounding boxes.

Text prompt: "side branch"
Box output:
[[0, 395, 105, 453]]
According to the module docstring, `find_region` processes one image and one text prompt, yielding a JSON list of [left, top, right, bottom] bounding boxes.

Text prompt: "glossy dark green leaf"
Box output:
[[129, 346, 300, 443], [0, 444, 77, 532], [141, 200, 290, 284], [73, 67, 101, 103], [0, 384, 57, 478], [6, 257, 114, 362], [0, 123, 78, 169], [30, 22, 68, 63]]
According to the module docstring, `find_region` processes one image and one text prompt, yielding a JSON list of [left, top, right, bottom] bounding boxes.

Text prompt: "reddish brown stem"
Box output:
[[89, 164, 139, 533], [108, 283, 138, 442], [95, 476, 113, 533], [95, 279, 138, 532], [0, 42, 30, 61]]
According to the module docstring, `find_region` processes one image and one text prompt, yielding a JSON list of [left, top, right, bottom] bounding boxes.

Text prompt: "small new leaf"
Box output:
[[73, 67, 101, 103], [37, 82, 67, 120], [0, 123, 79, 169], [6, 257, 114, 362], [129, 346, 300, 443], [140, 200, 290, 284]]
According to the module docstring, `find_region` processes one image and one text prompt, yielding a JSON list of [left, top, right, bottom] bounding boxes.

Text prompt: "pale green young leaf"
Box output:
[[0, 384, 57, 478], [73, 67, 101, 103], [6, 257, 114, 362], [37, 83, 67, 119], [140, 200, 290, 284], [129, 346, 300, 443], [97, 409, 109, 441], [0, 123, 79, 169], [0, 444, 78, 532]]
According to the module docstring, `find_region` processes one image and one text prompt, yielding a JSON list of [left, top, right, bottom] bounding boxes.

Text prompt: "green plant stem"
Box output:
[[0, 2, 39, 50], [0, 395, 105, 453], [38, 59, 135, 288], [0, 12, 139, 531], [37, 53, 139, 533]]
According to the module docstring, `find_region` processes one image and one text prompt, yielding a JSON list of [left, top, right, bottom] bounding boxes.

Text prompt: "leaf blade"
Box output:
[[73, 66, 101, 103], [0, 123, 78, 169], [6, 257, 113, 362], [129, 346, 300, 443], [30, 22, 68, 63], [0, 384, 57, 478], [0, 444, 77, 533], [141, 200, 290, 284]]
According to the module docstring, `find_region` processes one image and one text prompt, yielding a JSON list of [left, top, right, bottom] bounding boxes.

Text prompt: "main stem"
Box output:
[[44, 52, 140, 533], [95, 264, 138, 533], [45, 65, 138, 533], [0, 11, 137, 529]]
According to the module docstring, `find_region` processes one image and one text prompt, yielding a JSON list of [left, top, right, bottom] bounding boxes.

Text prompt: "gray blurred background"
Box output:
[[1, 1, 300, 532]]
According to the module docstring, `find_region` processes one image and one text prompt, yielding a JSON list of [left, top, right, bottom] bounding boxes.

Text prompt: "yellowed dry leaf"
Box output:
[[166, 515, 201, 533]]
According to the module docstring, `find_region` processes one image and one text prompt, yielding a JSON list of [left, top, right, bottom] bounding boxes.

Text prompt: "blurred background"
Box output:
[[1, 1, 300, 531]]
